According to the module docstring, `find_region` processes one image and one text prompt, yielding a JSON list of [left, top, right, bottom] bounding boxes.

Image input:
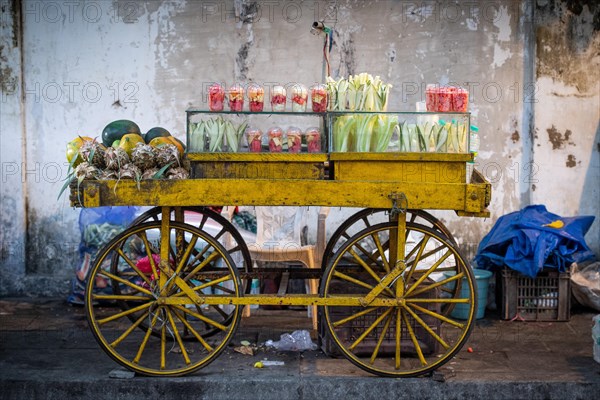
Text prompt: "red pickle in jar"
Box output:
[[267, 127, 284, 153], [286, 126, 302, 153], [228, 84, 245, 112], [437, 87, 453, 112], [209, 84, 225, 111], [425, 84, 438, 112], [291, 84, 308, 112], [305, 127, 321, 153], [271, 85, 287, 112], [248, 84, 264, 112], [452, 88, 469, 112], [311, 85, 328, 112], [246, 128, 263, 152]]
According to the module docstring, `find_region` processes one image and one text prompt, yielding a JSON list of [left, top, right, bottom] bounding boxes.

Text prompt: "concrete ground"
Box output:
[[0, 298, 599, 400]]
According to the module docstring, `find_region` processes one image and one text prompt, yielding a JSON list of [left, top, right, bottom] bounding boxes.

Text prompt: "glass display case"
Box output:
[[186, 109, 470, 155]]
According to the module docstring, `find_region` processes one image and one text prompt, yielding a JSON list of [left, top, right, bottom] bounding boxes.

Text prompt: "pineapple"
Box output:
[[118, 163, 141, 180], [104, 146, 129, 171], [79, 140, 106, 169], [141, 167, 159, 180], [131, 143, 157, 171], [99, 169, 118, 180], [74, 162, 101, 180], [166, 167, 190, 180], [155, 144, 180, 168]]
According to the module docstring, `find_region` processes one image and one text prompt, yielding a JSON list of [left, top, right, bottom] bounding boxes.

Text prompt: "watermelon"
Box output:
[[101, 120, 141, 147]]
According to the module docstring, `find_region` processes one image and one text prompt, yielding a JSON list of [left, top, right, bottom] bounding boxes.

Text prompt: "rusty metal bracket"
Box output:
[[388, 192, 408, 217]]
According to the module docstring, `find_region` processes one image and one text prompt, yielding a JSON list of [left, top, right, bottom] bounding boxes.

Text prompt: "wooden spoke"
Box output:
[[395, 307, 402, 370], [165, 308, 191, 365], [172, 308, 213, 352], [110, 310, 151, 348], [404, 304, 449, 349], [172, 304, 227, 331], [407, 303, 465, 329], [371, 232, 390, 273], [332, 271, 386, 295], [404, 250, 452, 297], [401, 309, 426, 366], [183, 252, 220, 282], [98, 302, 153, 325], [93, 294, 153, 302], [407, 272, 464, 297], [115, 248, 153, 287], [97, 270, 154, 296], [369, 312, 393, 365], [404, 234, 430, 284], [348, 249, 394, 297], [133, 312, 160, 364], [332, 307, 378, 328], [349, 307, 394, 351]]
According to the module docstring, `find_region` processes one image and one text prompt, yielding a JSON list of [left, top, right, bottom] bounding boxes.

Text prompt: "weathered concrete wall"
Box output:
[[0, 0, 598, 296], [1, 0, 27, 294], [532, 0, 600, 255]]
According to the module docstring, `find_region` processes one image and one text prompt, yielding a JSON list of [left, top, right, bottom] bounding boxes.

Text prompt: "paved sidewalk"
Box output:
[[0, 298, 599, 400]]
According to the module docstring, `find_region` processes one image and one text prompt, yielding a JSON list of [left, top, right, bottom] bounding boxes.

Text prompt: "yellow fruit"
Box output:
[[66, 136, 93, 167], [118, 133, 145, 156], [149, 136, 184, 156]]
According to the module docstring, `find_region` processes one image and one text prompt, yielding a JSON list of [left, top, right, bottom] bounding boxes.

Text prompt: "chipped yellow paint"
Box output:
[[73, 178, 490, 212]]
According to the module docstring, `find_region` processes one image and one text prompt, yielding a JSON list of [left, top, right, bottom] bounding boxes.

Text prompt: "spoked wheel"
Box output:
[[131, 206, 252, 276], [123, 206, 251, 336], [320, 221, 475, 377], [321, 208, 456, 269], [85, 221, 242, 376]]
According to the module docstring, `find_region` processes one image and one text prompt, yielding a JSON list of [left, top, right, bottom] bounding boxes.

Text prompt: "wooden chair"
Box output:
[[244, 206, 330, 330]]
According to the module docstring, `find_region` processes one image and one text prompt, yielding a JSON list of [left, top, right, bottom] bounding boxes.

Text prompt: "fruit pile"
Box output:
[[66, 120, 190, 182]]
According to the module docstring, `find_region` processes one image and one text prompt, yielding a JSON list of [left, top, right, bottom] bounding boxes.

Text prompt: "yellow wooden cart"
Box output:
[[70, 110, 491, 378]]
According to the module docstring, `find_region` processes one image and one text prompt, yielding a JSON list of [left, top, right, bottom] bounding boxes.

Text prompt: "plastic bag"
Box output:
[[265, 330, 317, 351], [571, 262, 600, 311], [67, 206, 138, 305]]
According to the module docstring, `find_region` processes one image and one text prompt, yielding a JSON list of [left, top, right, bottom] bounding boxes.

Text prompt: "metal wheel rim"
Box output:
[[321, 221, 476, 377], [85, 221, 242, 376]]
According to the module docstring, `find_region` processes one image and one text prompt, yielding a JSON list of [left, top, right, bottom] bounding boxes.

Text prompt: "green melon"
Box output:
[[101, 120, 141, 147], [144, 127, 171, 144]]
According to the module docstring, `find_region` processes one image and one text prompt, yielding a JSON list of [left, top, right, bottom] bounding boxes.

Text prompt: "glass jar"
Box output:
[[246, 127, 263, 152], [286, 126, 302, 153], [291, 84, 308, 112], [437, 86, 453, 112], [228, 84, 245, 112], [452, 88, 469, 112], [311, 84, 328, 112], [425, 84, 438, 112], [271, 85, 287, 112], [305, 127, 321, 153], [208, 83, 225, 111], [267, 127, 284, 153], [248, 83, 264, 112]]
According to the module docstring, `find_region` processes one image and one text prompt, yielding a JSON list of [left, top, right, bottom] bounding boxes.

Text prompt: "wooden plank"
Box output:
[[75, 179, 481, 211], [192, 161, 325, 179], [333, 160, 465, 183], [329, 152, 472, 162], [186, 153, 328, 162]]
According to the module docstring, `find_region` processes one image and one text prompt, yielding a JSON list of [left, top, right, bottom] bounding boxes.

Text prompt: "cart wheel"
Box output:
[[131, 206, 252, 276], [116, 207, 251, 338], [321, 208, 456, 269], [86, 221, 242, 376], [320, 221, 475, 377]]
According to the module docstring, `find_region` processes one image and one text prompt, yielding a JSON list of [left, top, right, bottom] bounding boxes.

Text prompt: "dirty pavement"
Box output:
[[0, 298, 599, 400]]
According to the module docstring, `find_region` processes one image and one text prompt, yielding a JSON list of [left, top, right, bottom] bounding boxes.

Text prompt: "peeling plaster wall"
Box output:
[[532, 0, 600, 255], [0, 0, 598, 296], [1, 0, 27, 295]]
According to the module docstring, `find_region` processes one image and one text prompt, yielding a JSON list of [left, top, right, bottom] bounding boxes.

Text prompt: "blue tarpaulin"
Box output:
[[474, 205, 596, 278]]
